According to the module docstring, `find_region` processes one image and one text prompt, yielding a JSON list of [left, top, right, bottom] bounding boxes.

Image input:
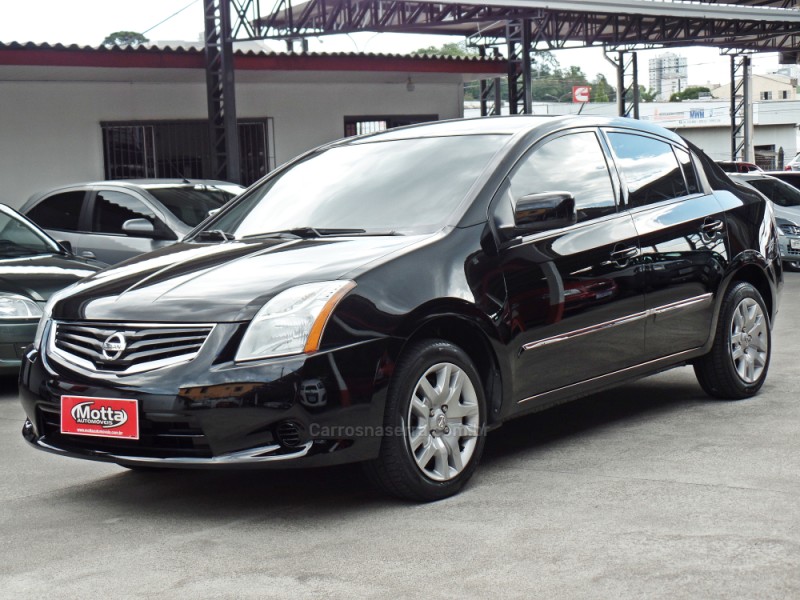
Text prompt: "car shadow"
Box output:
[[35, 370, 708, 516]]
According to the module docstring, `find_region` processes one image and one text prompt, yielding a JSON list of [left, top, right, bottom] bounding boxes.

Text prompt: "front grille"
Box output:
[[37, 406, 212, 458], [51, 321, 213, 374]]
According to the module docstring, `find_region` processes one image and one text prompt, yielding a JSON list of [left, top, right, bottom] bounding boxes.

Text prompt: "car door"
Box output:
[[85, 188, 171, 264], [602, 130, 729, 360], [496, 128, 647, 403], [22, 189, 88, 256]]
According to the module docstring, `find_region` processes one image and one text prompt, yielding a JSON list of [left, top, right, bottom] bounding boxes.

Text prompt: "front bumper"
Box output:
[[778, 233, 800, 263], [19, 324, 396, 469]]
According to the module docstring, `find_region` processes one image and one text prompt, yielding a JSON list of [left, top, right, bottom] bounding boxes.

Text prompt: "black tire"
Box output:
[[783, 260, 800, 272], [363, 339, 487, 502], [694, 282, 771, 399]]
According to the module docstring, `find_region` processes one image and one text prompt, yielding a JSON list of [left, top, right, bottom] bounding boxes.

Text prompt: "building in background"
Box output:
[[710, 73, 797, 102], [0, 42, 504, 207], [649, 52, 688, 101]]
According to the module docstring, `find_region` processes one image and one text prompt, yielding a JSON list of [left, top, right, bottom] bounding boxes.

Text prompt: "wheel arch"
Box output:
[[399, 311, 506, 426]]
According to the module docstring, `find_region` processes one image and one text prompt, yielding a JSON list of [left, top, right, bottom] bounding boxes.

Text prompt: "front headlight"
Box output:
[[235, 280, 356, 362], [0, 293, 43, 320], [778, 223, 800, 236]]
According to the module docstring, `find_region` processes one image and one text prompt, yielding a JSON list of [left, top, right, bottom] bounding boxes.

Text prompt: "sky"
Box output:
[[0, 0, 788, 89]]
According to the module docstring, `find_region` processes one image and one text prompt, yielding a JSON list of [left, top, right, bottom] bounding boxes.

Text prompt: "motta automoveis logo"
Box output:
[[61, 396, 139, 439], [70, 401, 128, 429]]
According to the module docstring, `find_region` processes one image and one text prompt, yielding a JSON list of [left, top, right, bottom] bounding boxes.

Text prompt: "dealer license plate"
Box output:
[[60, 396, 139, 440]]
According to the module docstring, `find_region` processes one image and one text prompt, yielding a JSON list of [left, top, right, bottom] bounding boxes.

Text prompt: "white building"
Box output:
[[0, 42, 504, 207], [649, 52, 689, 101], [710, 73, 797, 102]]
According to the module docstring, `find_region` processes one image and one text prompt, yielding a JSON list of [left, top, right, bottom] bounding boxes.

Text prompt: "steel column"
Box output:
[[731, 55, 753, 161], [506, 19, 532, 115], [614, 51, 640, 119], [479, 46, 502, 116], [204, 0, 241, 183]]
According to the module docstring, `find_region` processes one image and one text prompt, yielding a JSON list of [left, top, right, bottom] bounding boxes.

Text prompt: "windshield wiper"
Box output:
[[194, 229, 234, 242], [243, 227, 367, 240]]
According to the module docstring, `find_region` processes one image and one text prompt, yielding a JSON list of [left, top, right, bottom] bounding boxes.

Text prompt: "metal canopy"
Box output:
[[204, 0, 800, 176], [237, 0, 800, 51]]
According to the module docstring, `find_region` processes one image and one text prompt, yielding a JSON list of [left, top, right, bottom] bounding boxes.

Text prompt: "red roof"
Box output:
[[0, 41, 506, 75]]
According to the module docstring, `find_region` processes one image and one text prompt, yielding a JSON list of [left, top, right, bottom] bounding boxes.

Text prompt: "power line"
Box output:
[[142, 0, 200, 36]]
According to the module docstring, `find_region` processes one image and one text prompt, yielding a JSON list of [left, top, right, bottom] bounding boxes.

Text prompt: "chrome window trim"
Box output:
[[47, 321, 216, 376], [521, 293, 713, 353]]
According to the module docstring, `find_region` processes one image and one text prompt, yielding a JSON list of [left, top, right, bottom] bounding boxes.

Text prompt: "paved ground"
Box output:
[[1, 276, 798, 599]]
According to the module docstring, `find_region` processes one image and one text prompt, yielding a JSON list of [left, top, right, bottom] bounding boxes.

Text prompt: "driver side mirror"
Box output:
[[122, 218, 156, 238], [514, 191, 577, 234]]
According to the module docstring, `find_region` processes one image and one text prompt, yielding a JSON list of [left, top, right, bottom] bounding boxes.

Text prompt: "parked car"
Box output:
[[19, 116, 781, 501], [784, 152, 800, 171], [0, 203, 102, 374], [20, 179, 244, 265], [763, 170, 800, 191], [730, 172, 800, 271], [716, 160, 763, 174]]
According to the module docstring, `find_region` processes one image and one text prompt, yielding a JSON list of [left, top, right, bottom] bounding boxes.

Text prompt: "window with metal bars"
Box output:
[[343, 115, 438, 137], [101, 119, 275, 186]]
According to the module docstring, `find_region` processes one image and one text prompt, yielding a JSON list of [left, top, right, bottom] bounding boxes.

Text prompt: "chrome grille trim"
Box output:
[[48, 321, 215, 375]]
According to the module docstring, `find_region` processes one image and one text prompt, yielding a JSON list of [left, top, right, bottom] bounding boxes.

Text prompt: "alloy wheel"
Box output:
[[406, 362, 480, 482], [729, 297, 768, 384]]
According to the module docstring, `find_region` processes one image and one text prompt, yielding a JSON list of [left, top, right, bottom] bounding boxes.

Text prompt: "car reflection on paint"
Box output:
[[0, 204, 103, 374]]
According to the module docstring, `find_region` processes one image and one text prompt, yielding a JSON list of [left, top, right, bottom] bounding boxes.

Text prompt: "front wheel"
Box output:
[[694, 282, 771, 399], [364, 339, 487, 501]]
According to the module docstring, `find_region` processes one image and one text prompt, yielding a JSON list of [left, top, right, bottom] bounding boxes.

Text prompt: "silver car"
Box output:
[[731, 172, 800, 270], [20, 179, 244, 264]]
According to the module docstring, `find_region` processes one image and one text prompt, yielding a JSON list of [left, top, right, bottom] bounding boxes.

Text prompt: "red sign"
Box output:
[[573, 86, 591, 103], [61, 396, 139, 440]]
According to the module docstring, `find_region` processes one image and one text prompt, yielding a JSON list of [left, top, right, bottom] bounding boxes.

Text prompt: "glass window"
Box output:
[[93, 191, 155, 235], [509, 131, 616, 222], [26, 191, 85, 231], [607, 133, 688, 207], [0, 209, 61, 258], [145, 187, 233, 227], [748, 178, 800, 207], [209, 135, 509, 237], [675, 148, 701, 194]]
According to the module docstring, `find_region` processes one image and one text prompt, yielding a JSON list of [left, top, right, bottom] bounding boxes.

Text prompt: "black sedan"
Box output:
[[0, 204, 102, 374], [19, 116, 781, 500]]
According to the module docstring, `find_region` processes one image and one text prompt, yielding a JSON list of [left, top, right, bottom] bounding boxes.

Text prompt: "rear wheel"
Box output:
[[694, 282, 771, 399], [364, 339, 486, 501]]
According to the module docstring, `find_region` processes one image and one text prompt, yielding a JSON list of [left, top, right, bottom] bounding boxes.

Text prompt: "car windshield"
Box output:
[[145, 186, 237, 227], [0, 208, 62, 258], [748, 178, 800, 207], [202, 135, 509, 238]]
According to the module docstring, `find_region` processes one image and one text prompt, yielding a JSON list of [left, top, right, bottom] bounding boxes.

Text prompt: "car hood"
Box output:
[[0, 254, 101, 302], [54, 236, 430, 322]]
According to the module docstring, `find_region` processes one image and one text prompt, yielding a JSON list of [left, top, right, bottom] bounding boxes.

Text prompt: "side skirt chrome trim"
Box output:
[[517, 347, 702, 405], [521, 293, 713, 353]]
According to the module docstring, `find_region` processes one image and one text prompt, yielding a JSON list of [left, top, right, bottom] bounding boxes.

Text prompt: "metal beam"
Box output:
[[611, 50, 639, 119], [204, 0, 241, 183], [731, 55, 753, 162]]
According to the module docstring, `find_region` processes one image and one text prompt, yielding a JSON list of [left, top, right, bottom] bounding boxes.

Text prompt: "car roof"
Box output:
[[346, 115, 687, 146]]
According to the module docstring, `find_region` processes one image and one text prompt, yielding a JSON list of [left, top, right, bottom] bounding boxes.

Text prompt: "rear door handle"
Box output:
[[702, 219, 724, 235], [81, 251, 96, 259]]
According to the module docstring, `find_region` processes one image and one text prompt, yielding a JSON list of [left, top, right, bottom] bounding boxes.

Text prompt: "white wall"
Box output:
[[0, 79, 463, 208], [679, 124, 797, 164]]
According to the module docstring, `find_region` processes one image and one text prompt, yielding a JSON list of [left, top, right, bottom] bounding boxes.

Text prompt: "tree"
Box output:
[[669, 86, 710, 102], [592, 74, 616, 103], [639, 86, 657, 102], [102, 31, 149, 47], [412, 42, 478, 57]]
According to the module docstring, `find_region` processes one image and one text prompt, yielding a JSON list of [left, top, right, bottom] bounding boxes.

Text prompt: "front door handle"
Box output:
[[81, 251, 96, 259], [702, 219, 725, 235], [610, 245, 640, 262]]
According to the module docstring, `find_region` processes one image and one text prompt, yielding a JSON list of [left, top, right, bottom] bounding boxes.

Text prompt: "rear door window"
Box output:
[[607, 133, 689, 208], [26, 191, 86, 231]]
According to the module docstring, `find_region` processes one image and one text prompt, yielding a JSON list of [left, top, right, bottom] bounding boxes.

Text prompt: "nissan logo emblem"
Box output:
[[101, 332, 127, 361]]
